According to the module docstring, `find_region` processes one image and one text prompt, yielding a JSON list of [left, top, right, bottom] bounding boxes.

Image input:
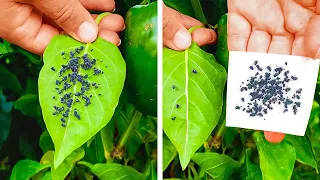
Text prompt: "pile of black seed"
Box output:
[[235, 60, 302, 117], [51, 46, 104, 128]]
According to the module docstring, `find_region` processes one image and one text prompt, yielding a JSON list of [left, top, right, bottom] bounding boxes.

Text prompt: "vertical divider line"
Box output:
[[157, 1, 163, 180]]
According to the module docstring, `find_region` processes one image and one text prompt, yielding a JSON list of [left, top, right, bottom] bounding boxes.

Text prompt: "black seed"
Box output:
[[172, 85, 176, 89], [92, 82, 96, 86], [52, 112, 58, 115], [176, 104, 180, 108], [56, 80, 60, 85], [192, 69, 198, 74], [171, 117, 176, 120], [90, 49, 93, 51], [61, 51, 65, 56], [254, 60, 258, 65], [53, 96, 56, 99], [291, 76, 298, 80], [76, 99, 80, 102], [235, 106, 240, 110], [51, 67, 56, 71], [241, 98, 244, 102], [285, 62, 288, 65], [61, 124, 66, 128], [74, 109, 80, 120], [61, 118, 66, 123], [267, 66, 271, 71], [90, 95, 92, 98], [249, 66, 254, 70], [84, 74, 88, 78]]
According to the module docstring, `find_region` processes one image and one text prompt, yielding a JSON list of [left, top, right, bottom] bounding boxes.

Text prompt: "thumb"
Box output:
[[163, 3, 191, 51], [30, 0, 98, 43]]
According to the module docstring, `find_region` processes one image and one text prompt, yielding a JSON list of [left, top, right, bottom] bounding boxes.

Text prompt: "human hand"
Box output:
[[228, 0, 320, 143], [0, 0, 124, 55], [163, 3, 217, 50]]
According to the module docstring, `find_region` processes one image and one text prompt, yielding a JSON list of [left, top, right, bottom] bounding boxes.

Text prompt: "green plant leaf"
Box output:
[[285, 135, 318, 172], [253, 132, 296, 180], [163, 135, 177, 171], [145, 160, 157, 180], [83, 132, 105, 164], [192, 152, 241, 180], [26, 77, 39, 94], [52, 148, 85, 180], [0, 43, 8, 55], [245, 149, 262, 180], [14, 94, 41, 118], [38, 35, 126, 168], [224, 127, 238, 147], [19, 135, 38, 160], [201, 0, 227, 26], [163, 0, 195, 17], [0, 64, 24, 95], [39, 130, 54, 153], [163, 43, 227, 169], [41, 171, 52, 180], [10, 160, 50, 180], [91, 163, 146, 180]]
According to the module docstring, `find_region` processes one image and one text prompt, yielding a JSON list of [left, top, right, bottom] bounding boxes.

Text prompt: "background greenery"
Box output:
[[0, 0, 157, 179], [163, 0, 320, 179]]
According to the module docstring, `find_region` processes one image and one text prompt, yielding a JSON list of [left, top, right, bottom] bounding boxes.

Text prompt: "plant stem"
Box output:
[[100, 124, 114, 163], [216, 119, 226, 138], [189, 163, 199, 179], [140, 0, 150, 5], [117, 110, 142, 149], [190, 0, 207, 25]]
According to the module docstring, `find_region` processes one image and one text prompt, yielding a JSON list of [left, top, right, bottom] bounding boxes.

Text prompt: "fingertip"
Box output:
[[191, 28, 217, 46], [98, 30, 120, 46], [264, 131, 285, 143], [172, 29, 192, 50], [77, 21, 98, 43], [98, 14, 125, 32]]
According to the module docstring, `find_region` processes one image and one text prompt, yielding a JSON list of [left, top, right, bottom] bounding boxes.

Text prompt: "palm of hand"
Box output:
[[228, 0, 320, 58]]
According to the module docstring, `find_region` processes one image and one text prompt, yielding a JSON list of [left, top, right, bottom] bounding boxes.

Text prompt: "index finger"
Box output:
[[79, 0, 115, 12]]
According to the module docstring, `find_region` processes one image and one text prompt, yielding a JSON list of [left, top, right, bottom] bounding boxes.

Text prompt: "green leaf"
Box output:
[[163, 0, 195, 17], [145, 160, 157, 180], [245, 149, 262, 180], [41, 171, 52, 180], [163, 43, 227, 169], [201, 0, 227, 26], [285, 135, 318, 172], [26, 77, 39, 94], [163, 135, 177, 171], [0, 64, 24, 95], [83, 132, 105, 164], [91, 163, 146, 180], [14, 94, 41, 118], [19, 135, 38, 160], [38, 35, 126, 168], [10, 160, 50, 180], [224, 127, 238, 147], [253, 132, 296, 180], [52, 148, 85, 180], [39, 130, 54, 153], [190, 0, 207, 24], [192, 152, 241, 180], [0, 43, 8, 55]]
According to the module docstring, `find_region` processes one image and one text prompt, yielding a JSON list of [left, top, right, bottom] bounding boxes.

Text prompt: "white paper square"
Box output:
[[226, 51, 320, 136]]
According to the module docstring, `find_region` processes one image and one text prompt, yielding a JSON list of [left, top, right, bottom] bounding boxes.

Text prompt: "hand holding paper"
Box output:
[[228, 0, 320, 143]]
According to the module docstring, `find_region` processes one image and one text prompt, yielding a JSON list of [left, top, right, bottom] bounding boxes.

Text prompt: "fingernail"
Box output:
[[173, 30, 191, 50], [314, 47, 320, 60], [118, 39, 121, 46], [121, 25, 126, 31], [77, 21, 97, 42], [112, 8, 116, 12]]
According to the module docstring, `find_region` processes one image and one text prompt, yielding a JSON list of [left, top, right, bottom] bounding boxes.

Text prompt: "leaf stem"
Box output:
[[117, 110, 142, 149], [140, 0, 150, 5], [188, 163, 199, 179], [190, 0, 207, 25], [100, 124, 114, 163]]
